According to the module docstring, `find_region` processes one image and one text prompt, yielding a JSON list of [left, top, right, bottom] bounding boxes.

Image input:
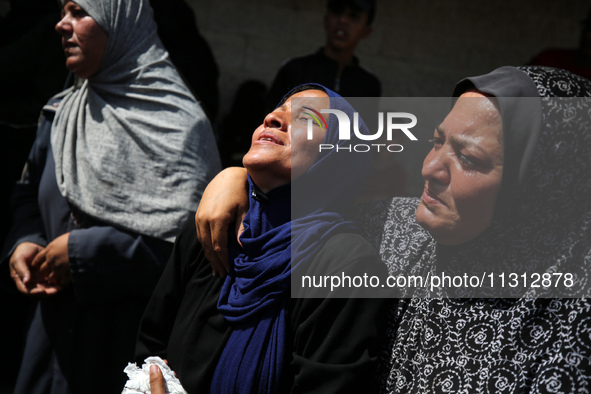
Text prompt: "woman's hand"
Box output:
[[195, 167, 249, 277], [9, 242, 46, 295], [149, 365, 166, 394], [31, 232, 72, 290]]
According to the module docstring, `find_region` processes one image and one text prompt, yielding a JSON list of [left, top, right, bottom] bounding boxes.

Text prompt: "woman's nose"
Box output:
[[263, 110, 288, 131], [55, 14, 72, 36], [421, 147, 450, 185], [337, 13, 349, 24]]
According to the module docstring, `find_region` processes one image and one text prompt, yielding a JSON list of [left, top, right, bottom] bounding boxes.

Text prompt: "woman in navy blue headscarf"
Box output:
[[136, 84, 388, 393]]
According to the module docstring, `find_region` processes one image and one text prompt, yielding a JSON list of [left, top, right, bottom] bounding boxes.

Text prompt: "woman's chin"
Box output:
[[415, 201, 437, 229], [247, 171, 290, 194], [416, 204, 458, 245]]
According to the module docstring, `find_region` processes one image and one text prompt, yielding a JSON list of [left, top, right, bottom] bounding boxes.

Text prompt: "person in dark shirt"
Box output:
[[267, 0, 381, 108]]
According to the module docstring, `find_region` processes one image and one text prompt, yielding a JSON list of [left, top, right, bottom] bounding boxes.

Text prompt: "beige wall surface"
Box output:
[[187, 0, 589, 115], [186, 0, 588, 195]]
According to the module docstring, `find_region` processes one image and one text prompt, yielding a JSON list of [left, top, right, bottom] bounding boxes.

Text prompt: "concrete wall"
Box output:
[[187, 0, 590, 119]]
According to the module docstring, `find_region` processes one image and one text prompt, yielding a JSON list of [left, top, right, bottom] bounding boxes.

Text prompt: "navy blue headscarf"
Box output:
[[211, 84, 373, 393]]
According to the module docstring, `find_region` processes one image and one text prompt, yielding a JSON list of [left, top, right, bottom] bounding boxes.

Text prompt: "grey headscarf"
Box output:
[[51, 0, 220, 242]]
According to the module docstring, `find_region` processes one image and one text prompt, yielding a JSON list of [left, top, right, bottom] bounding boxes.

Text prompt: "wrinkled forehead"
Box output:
[[285, 91, 330, 109], [278, 88, 329, 108], [67, 0, 111, 33], [454, 92, 503, 133]]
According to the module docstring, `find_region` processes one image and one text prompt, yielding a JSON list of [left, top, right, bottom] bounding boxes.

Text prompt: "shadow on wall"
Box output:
[[150, 0, 220, 122]]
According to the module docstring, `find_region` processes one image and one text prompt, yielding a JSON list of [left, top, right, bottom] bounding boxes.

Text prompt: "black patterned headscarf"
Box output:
[[445, 66, 591, 298], [375, 66, 591, 393]]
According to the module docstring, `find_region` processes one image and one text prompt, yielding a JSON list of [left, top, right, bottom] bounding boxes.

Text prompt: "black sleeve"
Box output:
[[135, 218, 231, 393], [68, 226, 172, 303], [1, 110, 53, 260], [288, 233, 390, 394], [135, 218, 198, 362]]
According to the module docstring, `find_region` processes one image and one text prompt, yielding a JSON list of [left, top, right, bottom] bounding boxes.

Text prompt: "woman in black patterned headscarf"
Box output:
[[376, 66, 591, 393]]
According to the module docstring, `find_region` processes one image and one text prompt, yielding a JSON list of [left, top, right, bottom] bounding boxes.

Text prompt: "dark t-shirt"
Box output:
[[267, 47, 382, 108]]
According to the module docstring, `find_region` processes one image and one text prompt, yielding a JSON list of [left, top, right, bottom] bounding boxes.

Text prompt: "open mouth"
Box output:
[[335, 29, 347, 38], [257, 131, 283, 145]]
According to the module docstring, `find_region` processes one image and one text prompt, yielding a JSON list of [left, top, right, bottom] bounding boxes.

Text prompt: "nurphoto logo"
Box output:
[[306, 109, 418, 152]]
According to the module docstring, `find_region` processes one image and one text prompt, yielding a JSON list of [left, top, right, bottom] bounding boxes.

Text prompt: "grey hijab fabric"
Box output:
[[51, 0, 220, 242], [370, 66, 591, 393]]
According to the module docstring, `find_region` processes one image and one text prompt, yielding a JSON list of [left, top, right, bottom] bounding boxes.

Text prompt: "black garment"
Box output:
[[267, 48, 381, 108], [3, 99, 172, 394], [136, 218, 389, 393]]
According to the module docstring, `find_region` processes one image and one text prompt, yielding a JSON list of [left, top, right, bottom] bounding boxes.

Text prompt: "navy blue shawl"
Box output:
[[211, 84, 373, 393]]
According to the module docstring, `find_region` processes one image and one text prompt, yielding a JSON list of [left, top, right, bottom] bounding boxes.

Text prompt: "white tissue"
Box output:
[[121, 356, 188, 394]]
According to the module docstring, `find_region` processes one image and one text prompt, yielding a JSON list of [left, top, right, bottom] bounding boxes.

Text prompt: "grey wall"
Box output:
[[186, 0, 590, 118]]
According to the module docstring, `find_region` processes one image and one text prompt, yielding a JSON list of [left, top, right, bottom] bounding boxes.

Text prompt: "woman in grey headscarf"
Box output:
[[4, 0, 220, 392]]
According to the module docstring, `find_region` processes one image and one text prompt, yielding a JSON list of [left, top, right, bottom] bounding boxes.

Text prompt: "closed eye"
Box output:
[[428, 137, 443, 149]]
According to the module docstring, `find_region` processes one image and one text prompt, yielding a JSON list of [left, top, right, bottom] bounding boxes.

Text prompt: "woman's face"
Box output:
[[55, 1, 108, 79], [415, 91, 504, 245], [243, 89, 329, 193]]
